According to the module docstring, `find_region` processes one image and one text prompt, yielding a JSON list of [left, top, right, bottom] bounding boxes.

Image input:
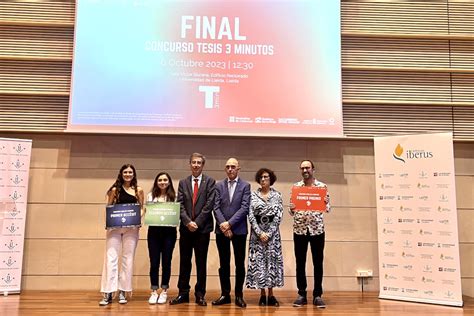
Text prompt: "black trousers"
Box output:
[[177, 230, 210, 298], [147, 226, 177, 290], [215, 233, 247, 296], [294, 232, 325, 297]]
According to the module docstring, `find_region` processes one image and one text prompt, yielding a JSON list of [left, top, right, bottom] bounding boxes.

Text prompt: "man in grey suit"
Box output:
[[170, 153, 216, 306], [211, 157, 251, 308]]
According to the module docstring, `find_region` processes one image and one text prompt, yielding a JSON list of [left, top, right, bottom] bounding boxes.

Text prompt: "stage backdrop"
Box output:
[[68, 0, 342, 137], [374, 133, 463, 307], [0, 138, 32, 294]]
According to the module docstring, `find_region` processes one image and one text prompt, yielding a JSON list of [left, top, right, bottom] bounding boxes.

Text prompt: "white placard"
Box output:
[[0, 138, 32, 294], [374, 133, 462, 307]]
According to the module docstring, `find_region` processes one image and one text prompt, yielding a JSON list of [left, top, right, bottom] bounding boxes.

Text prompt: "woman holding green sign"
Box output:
[[146, 172, 178, 304], [99, 164, 144, 306]]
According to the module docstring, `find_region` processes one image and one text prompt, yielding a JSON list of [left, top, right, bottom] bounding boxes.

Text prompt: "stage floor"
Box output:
[[1, 290, 472, 315]]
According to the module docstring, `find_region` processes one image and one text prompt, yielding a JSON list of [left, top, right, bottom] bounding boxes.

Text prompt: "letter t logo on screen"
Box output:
[[199, 86, 220, 109]]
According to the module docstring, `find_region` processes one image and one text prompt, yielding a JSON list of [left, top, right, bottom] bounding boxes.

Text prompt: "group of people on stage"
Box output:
[[99, 153, 331, 309]]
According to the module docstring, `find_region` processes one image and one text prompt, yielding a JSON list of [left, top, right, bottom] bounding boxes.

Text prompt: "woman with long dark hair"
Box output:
[[99, 164, 144, 306], [146, 172, 178, 304]]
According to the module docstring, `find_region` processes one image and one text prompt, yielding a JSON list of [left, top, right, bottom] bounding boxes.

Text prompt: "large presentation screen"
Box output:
[[68, 0, 342, 137]]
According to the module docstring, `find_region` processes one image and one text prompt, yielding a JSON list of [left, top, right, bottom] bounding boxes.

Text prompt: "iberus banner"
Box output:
[[374, 133, 462, 307], [0, 138, 32, 294]]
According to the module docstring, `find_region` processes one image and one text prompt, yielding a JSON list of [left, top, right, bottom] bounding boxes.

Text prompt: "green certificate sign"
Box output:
[[145, 202, 180, 227]]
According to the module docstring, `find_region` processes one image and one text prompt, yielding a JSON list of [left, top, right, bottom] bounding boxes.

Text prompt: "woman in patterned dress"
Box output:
[[246, 168, 284, 306]]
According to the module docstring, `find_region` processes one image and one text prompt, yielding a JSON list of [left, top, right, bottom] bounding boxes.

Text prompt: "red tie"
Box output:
[[192, 178, 199, 219]]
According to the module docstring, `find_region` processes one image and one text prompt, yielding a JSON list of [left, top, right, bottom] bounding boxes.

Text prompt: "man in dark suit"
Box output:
[[170, 153, 216, 306], [211, 158, 250, 308]]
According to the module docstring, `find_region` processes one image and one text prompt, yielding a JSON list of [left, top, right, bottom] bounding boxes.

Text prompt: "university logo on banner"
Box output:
[[374, 133, 462, 307], [0, 138, 32, 294]]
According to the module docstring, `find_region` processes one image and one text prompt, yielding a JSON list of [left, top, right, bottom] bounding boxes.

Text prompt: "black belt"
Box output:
[[255, 214, 274, 225]]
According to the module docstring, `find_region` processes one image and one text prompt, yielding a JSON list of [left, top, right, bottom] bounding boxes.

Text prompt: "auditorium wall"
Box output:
[[2, 132, 472, 296]]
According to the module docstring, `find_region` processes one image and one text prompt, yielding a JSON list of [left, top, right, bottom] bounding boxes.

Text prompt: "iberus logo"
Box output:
[[393, 144, 433, 163], [393, 144, 405, 163]]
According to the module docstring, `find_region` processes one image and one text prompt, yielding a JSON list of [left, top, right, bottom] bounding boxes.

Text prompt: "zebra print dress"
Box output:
[[246, 188, 284, 289]]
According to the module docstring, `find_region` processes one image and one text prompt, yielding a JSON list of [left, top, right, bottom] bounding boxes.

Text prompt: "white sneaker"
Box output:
[[157, 291, 168, 304], [148, 292, 159, 304], [118, 291, 128, 304]]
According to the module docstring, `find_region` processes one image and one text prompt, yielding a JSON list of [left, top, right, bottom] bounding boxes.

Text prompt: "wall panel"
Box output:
[[0, 1, 75, 25], [342, 1, 449, 34], [449, 0, 474, 35], [343, 71, 452, 102], [0, 25, 73, 60], [342, 38, 451, 68], [0, 59, 71, 94], [343, 104, 454, 138]]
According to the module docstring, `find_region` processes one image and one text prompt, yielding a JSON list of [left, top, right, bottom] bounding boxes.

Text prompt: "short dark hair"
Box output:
[[255, 168, 277, 185], [300, 159, 315, 169], [189, 152, 206, 165]]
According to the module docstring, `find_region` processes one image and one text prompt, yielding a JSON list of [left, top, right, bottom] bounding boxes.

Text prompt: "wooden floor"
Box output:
[[1, 290, 472, 316]]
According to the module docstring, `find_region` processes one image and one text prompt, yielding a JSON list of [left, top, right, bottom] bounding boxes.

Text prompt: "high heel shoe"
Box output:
[[267, 295, 279, 307]]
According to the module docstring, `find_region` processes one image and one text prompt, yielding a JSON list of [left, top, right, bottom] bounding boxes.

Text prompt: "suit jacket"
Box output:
[[213, 178, 251, 235], [177, 174, 216, 234]]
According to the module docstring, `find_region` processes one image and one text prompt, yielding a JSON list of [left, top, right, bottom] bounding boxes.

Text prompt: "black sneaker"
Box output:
[[313, 296, 326, 308], [99, 293, 112, 306], [292, 295, 307, 307]]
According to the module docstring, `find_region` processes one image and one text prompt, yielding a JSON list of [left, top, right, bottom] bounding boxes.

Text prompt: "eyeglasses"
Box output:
[[225, 165, 238, 170], [260, 175, 270, 179], [300, 167, 312, 170]]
